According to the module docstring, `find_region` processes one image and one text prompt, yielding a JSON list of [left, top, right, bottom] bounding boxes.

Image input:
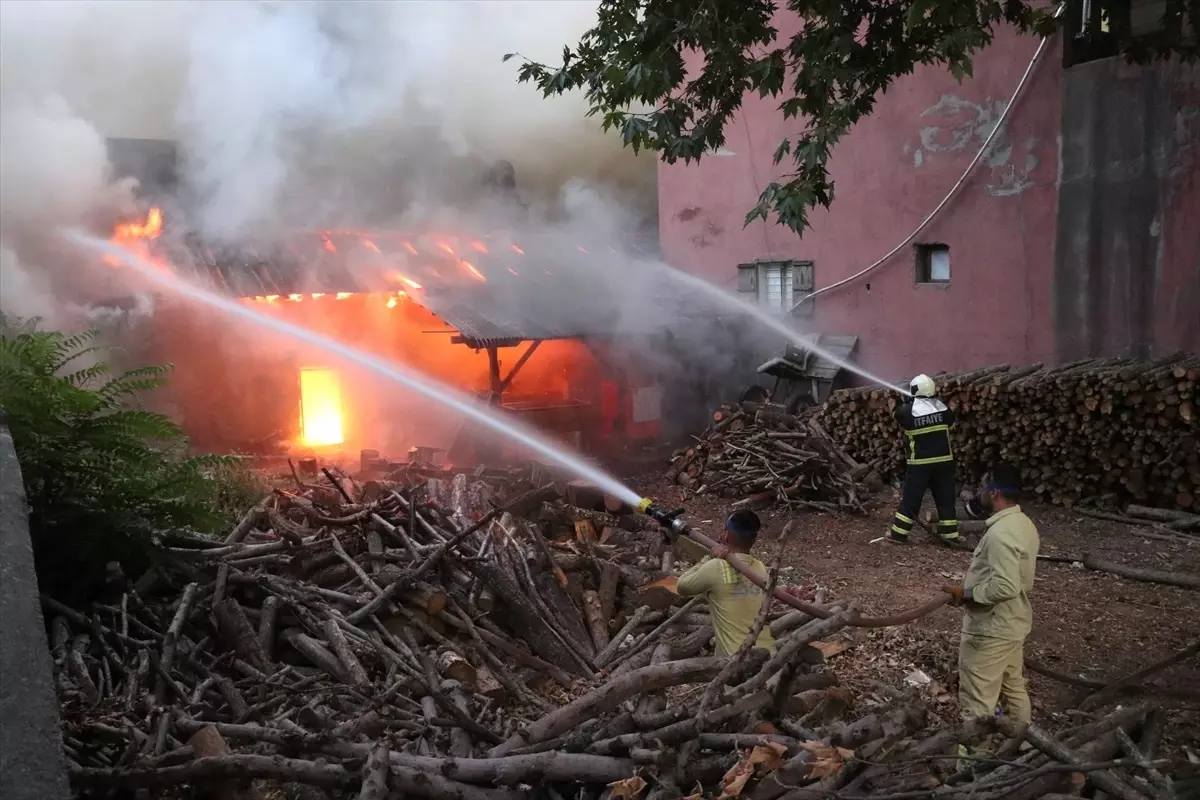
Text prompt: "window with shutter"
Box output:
[[734, 260, 815, 312]]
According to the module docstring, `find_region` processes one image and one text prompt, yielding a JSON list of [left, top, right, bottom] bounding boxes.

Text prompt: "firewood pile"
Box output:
[[48, 465, 1196, 798], [666, 401, 872, 512], [816, 354, 1200, 511]]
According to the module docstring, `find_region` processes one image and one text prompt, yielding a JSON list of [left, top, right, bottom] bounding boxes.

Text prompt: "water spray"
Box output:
[[652, 263, 912, 397], [64, 230, 646, 508]]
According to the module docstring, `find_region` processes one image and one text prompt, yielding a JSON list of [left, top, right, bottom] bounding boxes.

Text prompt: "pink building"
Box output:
[[659, 14, 1199, 382]]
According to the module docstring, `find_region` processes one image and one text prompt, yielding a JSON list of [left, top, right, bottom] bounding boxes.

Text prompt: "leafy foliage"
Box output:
[[0, 315, 239, 600], [511, 0, 1198, 235]]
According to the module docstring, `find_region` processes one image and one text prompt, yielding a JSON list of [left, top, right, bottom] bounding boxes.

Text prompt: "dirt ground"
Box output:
[[630, 472, 1200, 751]]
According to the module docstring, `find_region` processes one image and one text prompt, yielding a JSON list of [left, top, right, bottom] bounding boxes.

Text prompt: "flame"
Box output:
[[437, 242, 456, 257], [469, 241, 489, 254], [393, 273, 422, 290], [386, 297, 399, 309], [323, 236, 338, 254], [362, 239, 381, 253], [113, 207, 163, 241], [336, 292, 353, 300], [460, 260, 487, 282], [107, 207, 164, 266], [510, 244, 525, 255], [311, 293, 325, 299], [288, 293, 303, 302], [403, 242, 419, 256], [299, 368, 345, 446], [265, 295, 280, 302]]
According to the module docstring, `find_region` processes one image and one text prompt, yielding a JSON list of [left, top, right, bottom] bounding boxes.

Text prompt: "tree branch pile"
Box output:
[[667, 401, 873, 512], [816, 355, 1200, 511], [47, 465, 1194, 798]]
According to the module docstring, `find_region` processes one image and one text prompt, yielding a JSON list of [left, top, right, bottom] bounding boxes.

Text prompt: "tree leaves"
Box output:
[[512, 0, 1196, 236], [0, 315, 241, 601]]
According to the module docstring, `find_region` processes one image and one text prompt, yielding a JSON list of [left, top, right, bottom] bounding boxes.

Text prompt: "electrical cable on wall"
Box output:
[[789, 6, 1065, 313]]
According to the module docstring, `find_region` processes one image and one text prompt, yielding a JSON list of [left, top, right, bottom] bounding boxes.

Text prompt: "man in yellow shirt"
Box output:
[[943, 463, 1040, 724], [677, 510, 776, 656]]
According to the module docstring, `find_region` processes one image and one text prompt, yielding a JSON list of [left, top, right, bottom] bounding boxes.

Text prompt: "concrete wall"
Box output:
[[659, 25, 1063, 381], [1054, 57, 1200, 359], [0, 426, 70, 800]]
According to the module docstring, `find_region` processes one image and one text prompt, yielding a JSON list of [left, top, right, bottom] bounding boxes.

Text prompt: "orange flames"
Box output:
[[298, 367, 345, 446], [113, 207, 163, 241], [460, 260, 487, 282], [386, 272, 422, 290], [106, 207, 163, 266]]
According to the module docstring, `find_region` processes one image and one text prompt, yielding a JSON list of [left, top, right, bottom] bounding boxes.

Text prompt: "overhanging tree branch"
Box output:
[[512, 0, 1198, 236]]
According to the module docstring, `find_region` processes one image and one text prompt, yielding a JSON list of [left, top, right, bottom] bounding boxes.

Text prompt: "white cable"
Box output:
[[790, 8, 1063, 313]]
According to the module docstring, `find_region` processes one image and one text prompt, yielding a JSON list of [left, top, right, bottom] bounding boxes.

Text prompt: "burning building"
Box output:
[[96, 197, 757, 468]]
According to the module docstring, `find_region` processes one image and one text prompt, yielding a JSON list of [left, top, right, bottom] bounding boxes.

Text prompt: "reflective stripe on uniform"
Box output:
[[903, 425, 950, 436], [890, 525, 910, 536], [895, 512, 915, 525], [904, 425, 954, 463], [907, 454, 955, 465]]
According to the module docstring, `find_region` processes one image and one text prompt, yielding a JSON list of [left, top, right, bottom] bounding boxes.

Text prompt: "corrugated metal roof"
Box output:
[[167, 230, 721, 345]]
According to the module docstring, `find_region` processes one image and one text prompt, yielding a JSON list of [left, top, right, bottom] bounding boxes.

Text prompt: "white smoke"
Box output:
[[0, 0, 654, 306], [0, 0, 768, 449]]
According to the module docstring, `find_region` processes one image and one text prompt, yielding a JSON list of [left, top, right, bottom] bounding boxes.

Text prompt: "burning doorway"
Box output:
[[298, 367, 345, 447]]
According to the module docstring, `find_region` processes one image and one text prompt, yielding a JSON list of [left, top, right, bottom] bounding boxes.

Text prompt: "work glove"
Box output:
[[941, 585, 965, 606]]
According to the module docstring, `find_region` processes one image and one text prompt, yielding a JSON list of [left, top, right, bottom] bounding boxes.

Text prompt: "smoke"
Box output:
[[0, 0, 654, 293], [0, 90, 139, 326], [0, 0, 780, 455]]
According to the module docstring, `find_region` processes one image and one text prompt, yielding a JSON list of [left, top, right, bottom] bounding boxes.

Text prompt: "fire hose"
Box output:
[[638, 499, 951, 628]]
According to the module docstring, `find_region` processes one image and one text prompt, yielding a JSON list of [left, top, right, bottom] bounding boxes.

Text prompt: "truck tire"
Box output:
[[738, 385, 771, 404]]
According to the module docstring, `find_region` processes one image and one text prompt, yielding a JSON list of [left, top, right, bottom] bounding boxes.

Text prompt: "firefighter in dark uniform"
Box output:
[[889, 374, 964, 545]]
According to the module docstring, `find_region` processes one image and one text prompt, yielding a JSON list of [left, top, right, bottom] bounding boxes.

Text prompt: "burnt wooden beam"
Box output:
[[497, 341, 542, 394]]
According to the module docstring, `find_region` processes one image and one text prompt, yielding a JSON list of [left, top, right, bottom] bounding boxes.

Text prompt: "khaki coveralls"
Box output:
[[677, 555, 777, 656], [959, 505, 1040, 723]]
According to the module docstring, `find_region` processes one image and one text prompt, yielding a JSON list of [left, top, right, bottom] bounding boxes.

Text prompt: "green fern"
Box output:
[[0, 314, 240, 602]]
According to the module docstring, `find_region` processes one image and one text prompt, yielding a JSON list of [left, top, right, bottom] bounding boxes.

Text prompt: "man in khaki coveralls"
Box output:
[[943, 463, 1040, 723]]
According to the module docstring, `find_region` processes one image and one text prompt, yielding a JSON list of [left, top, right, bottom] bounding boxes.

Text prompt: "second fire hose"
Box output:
[[638, 498, 951, 628]]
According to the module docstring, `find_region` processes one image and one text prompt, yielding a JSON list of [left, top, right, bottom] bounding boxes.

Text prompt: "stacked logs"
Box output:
[[817, 354, 1200, 510], [48, 466, 1196, 798], [666, 401, 871, 512]]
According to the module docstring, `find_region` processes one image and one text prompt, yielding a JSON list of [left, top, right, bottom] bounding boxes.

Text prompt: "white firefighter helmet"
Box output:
[[910, 374, 936, 397]]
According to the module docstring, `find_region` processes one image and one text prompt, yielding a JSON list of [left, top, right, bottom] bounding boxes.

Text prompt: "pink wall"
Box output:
[[659, 26, 1063, 381]]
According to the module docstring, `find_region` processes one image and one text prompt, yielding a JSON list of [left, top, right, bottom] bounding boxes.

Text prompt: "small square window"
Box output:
[[915, 244, 950, 284]]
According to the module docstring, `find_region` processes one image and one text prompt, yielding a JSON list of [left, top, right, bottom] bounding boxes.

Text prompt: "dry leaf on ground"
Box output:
[[718, 740, 788, 798], [608, 775, 647, 799], [797, 740, 855, 779]]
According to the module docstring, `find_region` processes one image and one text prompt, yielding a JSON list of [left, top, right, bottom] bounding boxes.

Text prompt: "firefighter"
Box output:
[[889, 373, 964, 545], [943, 463, 1040, 726], [677, 511, 776, 656]]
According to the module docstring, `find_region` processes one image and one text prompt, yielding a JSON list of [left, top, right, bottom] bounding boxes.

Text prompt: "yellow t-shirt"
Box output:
[[677, 555, 777, 656]]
